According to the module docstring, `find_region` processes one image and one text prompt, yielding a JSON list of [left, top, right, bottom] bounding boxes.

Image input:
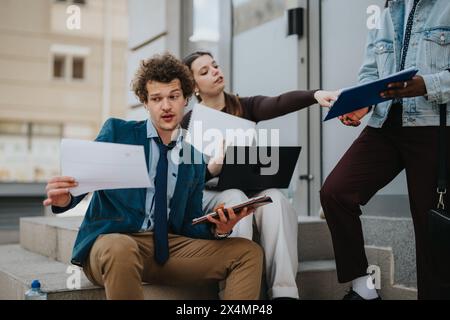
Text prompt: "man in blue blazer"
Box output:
[[43, 53, 263, 300]]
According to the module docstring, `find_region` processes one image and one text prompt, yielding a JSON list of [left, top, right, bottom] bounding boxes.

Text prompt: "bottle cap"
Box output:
[[31, 280, 41, 289]]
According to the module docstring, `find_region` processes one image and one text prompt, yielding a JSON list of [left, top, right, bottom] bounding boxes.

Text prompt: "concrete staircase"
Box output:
[[0, 245, 218, 300], [361, 216, 416, 288], [0, 215, 417, 300]]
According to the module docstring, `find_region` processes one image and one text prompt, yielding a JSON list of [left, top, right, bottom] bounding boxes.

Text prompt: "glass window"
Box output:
[[53, 55, 66, 79], [72, 57, 85, 79], [181, 0, 232, 105], [190, 0, 220, 57]]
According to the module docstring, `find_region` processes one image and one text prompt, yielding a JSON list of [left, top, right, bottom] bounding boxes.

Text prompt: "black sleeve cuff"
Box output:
[[205, 167, 214, 182], [51, 195, 74, 214]]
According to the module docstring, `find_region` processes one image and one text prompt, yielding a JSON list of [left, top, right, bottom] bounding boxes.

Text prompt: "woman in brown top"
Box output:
[[182, 51, 338, 300]]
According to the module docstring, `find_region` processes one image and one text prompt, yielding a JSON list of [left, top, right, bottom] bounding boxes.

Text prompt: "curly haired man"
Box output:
[[44, 53, 263, 300]]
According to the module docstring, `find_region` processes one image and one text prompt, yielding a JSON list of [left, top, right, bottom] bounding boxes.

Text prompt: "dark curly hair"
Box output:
[[132, 52, 195, 104]]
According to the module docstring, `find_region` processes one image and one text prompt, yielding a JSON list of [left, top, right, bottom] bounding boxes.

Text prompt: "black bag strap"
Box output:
[[437, 103, 447, 209]]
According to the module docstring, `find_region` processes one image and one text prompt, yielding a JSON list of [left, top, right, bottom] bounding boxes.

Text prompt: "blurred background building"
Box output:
[[0, 0, 128, 242]]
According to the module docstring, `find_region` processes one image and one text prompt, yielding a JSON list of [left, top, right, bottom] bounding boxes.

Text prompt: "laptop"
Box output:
[[216, 146, 302, 191]]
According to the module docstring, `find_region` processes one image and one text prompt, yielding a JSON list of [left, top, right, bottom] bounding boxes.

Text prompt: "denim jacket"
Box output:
[[359, 0, 450, 127]]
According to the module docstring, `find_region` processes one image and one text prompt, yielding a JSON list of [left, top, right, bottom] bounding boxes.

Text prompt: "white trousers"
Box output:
[[203, 189, 299, 299]]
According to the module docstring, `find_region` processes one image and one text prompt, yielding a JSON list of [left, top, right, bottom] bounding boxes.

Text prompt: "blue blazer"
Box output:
[[53, 118, 212, 266]]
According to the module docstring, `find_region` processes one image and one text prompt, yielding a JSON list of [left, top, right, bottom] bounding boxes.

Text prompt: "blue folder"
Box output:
[[324, 68, 419, 121]]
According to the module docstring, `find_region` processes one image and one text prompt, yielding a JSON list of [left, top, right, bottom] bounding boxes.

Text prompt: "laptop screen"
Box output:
[[217, 146, 301, 191]]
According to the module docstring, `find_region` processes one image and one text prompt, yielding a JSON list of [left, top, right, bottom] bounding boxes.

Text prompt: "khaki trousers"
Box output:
[[83, 232, 263, 300]]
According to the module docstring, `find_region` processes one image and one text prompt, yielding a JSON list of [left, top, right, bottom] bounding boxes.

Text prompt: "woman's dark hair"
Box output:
[[385, 0, 391, 8], [182, 51, 243, 117], [182, 51, 213, 74], [132, 52, 194, 104]]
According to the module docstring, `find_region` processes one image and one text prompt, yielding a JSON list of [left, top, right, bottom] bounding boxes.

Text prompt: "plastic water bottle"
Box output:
[[24, 280, 48, 300]]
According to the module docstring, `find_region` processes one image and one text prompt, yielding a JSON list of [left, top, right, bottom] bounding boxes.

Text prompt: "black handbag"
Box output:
[[428, 103, 450, 298]]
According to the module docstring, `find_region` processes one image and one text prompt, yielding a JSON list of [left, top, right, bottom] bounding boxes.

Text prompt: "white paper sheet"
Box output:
[[61, 139, 151, 196], [186, 103, 257, 157]]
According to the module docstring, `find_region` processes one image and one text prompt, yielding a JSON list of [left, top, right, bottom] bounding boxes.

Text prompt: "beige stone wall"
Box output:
[[51, 0, 128, 41], [0, 0, 128, 182], [0, 0, 128, 130]]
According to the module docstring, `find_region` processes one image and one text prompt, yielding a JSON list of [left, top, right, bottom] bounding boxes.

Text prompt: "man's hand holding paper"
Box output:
[[43, 176, 78, 207], [45, 139, 152, 202]]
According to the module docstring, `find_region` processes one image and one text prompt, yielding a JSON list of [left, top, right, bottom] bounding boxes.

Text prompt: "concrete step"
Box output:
[[0, 245, 218, 300], [364, 245, 417, 300], [298, 245, 417, 300], [0, 243, 344, 300], [362, 215, 416, 288], [297, 259, 347, 300], [20, 216, 335, 264], [20, 216, 81, 265], [18, 216, 417, 299], [1, 243, 339, 300], [298, 216, 334, 261], [0, 243, 417, 300]]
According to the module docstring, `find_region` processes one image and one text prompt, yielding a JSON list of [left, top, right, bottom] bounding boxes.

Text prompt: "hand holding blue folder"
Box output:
[[324, 68, 419, 121]]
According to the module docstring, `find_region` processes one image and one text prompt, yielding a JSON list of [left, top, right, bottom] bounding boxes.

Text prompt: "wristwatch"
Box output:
[[214, 229, 232, 240]]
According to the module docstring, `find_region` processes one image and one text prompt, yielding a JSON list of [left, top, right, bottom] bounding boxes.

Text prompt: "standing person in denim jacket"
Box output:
[[320, 0, 450, 300]]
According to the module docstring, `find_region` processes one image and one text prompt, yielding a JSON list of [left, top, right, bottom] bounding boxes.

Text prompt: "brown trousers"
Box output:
[[83, 232, 263, 300], [320, 126, 450, 300]]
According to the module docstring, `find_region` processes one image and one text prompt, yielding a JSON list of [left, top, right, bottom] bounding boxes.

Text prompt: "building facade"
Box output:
[[0, 0, 128, 184], [0, 0, 128, 241]]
